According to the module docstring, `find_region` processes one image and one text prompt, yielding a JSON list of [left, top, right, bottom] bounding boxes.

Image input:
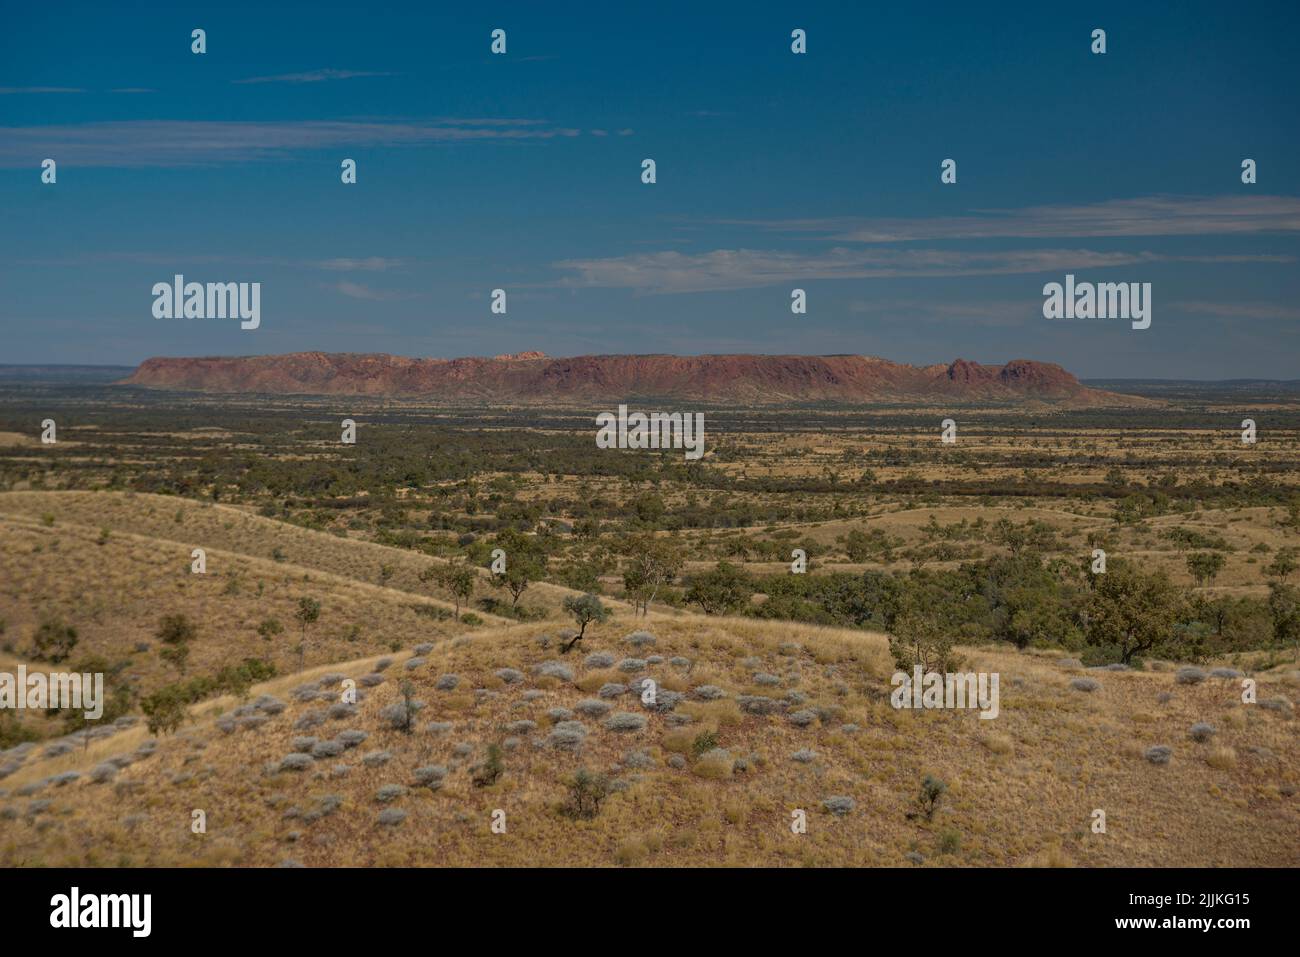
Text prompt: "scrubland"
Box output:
[[1, 494, 1296, 867], [1, 387, 1298, 866]]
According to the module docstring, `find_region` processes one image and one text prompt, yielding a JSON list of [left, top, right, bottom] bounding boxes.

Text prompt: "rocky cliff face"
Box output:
[[121, 351, 1144, 406]]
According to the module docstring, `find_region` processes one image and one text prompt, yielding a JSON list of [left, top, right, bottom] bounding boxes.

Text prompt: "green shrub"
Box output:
[[156, 613, 198, 645], [914, 774, 947, 822], [32, 618, 78, 663], [691, 729, 720, 757], [937, 828, 962, 855], [561, 767, 610, 819], [472, 743, 504, 787]]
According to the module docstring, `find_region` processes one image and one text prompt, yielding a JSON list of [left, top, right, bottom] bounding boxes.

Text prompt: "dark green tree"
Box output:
[[32, 619, 78, 663], [1085, 561, 1185, 664], [684, 561, 753, 616], [560, 594, 610, 653]]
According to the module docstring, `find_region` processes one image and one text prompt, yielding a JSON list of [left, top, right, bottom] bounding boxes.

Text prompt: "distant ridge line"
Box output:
[[118, 351, 1154, 407]]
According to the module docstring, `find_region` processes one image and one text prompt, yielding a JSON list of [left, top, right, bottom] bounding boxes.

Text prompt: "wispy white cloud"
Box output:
[[233, 69, 396, 85], [1169, 301, 1300, 321], [425, 117, 550, 127], [314, 257, 404, 272], [11, 252, 412, 275], [712, 196, 1300, 242], [553, 247, 1292, 293], [333, 281, 416, 301], [0, 119, 582, 168], [0, 86, 83, 94]]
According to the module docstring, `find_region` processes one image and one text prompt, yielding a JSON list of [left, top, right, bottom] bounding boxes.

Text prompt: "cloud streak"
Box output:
[[554, 247, 1292, 293], [0, 119, 581, 167], [712, 196, 1300, 242], [334, 281, 415, 301], [1169, 301, 1300, 321], [233, 69, 396, 85], [10, 252, 411, 274], [0, 86, 84, 94], [315, 257, 404, 272]]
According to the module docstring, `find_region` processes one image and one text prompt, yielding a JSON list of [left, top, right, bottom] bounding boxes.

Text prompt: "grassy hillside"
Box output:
[[0, 491, 617, 619], [1, 490, 1296, 867]]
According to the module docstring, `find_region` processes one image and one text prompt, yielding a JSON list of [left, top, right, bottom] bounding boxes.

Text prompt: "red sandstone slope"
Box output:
[[120, 352, 1148, 406]]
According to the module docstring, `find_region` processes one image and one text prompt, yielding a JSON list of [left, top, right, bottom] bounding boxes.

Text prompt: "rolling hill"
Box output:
[[1, 491, 1295, 868]]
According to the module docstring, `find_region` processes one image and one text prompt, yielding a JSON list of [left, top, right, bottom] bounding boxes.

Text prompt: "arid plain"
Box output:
[[1, 371, 1297, 867]]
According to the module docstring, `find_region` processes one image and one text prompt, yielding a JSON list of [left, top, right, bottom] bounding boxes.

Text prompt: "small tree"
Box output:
[[257, 617, 283, 642], [384, 680, 421, 733], [1268, 582, 1300, 659], [159, 642, 190, 674], [472, 743, 504, 787], [622, 564, 649, 613], [0, 712, 38, 750], [843, 529, 876, 563], [1267, 547, 1298, 582], [491, 530, 547, 611], [156, 613, 197, 645], [561, 767, 610, 819], [294, 597, 321, 670], [910, 774, 947, 822], [562, 561, 604, 594], [1186, 551, 1226, 587], [141, 686, 188, 735], [220, 662, 256, 700], [446, 565, 476, 618], [888, 600, 956, 674], [418, 564, 440, 596], [32, 619, 78, 663], [691, 729, 720, 757], [621, 535, 684, 616], [684, 561, 753, 616], [1085, 560, 1185, 664], [560, 594, 610, 653], [991, 518, 1030, 556]]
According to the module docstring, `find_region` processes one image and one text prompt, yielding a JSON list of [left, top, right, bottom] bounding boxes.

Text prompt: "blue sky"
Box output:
[[2, 0, 1298, 377]]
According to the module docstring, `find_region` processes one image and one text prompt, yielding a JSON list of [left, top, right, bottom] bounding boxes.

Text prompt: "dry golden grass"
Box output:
[[0, 514, 489, 697], [0, 491, 630, 619], [1207, 746, 1238, 770], [979, 732, 1014, 755], [2, 608, 1296, 868], [691, 750, 735, 779], [2, 488, 1297, 868]]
